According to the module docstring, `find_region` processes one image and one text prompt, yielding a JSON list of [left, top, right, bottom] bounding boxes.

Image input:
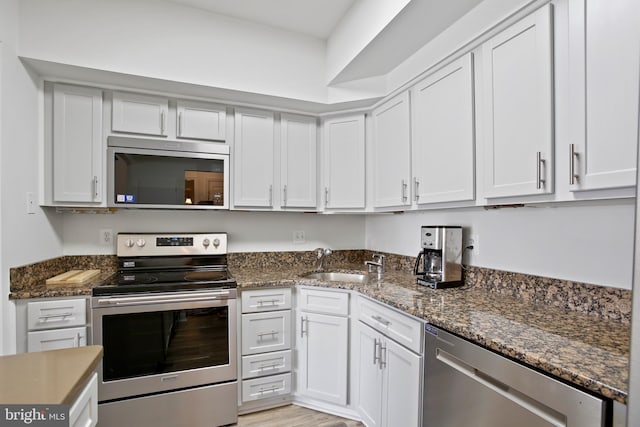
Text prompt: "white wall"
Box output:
[[0, 0, 64, 355], [365, 200, 636, 289], [61, 210, 365, 255], [18, 0, 328, 104]]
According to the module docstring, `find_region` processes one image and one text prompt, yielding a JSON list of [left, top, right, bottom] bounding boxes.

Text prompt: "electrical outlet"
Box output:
[[293, 230, 306, 244], [26, 192, 36, 215], [466, 234, 480, 255], [99, 229, 113, 246]]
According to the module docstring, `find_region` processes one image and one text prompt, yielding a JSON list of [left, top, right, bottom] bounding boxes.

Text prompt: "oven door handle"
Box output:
[[96, 290, 231, 306]]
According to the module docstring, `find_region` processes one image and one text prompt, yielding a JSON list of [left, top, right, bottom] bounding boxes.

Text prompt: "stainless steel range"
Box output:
[[91, 232, 237, 427]]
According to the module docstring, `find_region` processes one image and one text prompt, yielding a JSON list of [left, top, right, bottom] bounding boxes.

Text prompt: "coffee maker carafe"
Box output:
[[414, 226, 463, 289]]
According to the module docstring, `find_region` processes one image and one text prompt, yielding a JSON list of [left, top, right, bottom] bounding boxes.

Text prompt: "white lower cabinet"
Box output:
[[355, 296, 423, 427], [28, 326, 87, 352], [26, 298, 88, 353], [240, 288, 293, 410], [69, 372, 98, 427]]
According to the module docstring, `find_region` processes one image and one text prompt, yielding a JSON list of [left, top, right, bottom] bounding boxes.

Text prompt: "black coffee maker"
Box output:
[[414, 226, 463, 289]]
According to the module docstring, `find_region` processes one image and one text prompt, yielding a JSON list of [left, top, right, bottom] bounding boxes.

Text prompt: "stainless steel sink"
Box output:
[[302, 271, 369, 283]]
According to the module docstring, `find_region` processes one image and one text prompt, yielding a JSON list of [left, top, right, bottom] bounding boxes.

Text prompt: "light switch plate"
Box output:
[[293, 230, 306, 244]]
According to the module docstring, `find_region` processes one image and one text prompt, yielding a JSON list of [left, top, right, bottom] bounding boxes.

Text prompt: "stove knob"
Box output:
[[136, 239, 146, 247], [125, 239, 135, 248], [203, 238, 210, 248], [213, 238, 220, 248]]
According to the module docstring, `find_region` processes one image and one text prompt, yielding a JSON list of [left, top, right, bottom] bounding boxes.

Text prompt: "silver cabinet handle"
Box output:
[[283, 185, 287, 206], [93, 176, 99, 199], [76, 332, 82, 348], [373, 338, 381, 365], [372, 315, 391, 326], [379, 343, 387, 370], [258, 386, 279, 394], [178, 112, 182, 136], [401, 179, 408, 202], [259, 363, 279, 371], [257, 330, 278, 338], [300, 315, 307, 338], [160, 110, 166, 134], [569, 143, 579, 185], [268, 185, 273, 207], [414, 177, 420, 202], [38, 312, 73, 321], [536, 152, 545, 190], [324, 187, 329, 207], [257, 299, 279, 306]]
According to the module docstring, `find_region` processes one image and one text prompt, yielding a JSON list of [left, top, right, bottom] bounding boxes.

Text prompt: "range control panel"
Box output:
[[117, 233, 227, 256]]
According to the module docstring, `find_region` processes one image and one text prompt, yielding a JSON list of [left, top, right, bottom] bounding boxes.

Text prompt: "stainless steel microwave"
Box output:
[[107, 136, 229, 209]]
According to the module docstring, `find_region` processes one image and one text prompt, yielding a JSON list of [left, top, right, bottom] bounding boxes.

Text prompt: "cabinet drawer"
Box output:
[[28, 326, 87, 352], [27, 299, 86, 331], [69, 372, 98, 427], [242, 373, 291, 402], [242, 350, 292, 379], [357, 296, 423, 354], [297, 288, 349, 316], [241, 288, 292, 313], [242, 311, 291, 355]]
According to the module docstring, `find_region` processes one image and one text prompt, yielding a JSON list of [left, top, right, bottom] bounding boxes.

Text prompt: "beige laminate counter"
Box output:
[[0, 345, 103, 404], [233, 266, 630, 405]]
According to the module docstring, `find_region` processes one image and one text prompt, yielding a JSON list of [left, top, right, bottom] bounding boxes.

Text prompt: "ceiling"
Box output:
[[165, 0, 356, 39]]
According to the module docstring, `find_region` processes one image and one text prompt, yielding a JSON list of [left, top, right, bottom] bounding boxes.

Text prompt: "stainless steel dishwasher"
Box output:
[[423, 326, 607, 427]]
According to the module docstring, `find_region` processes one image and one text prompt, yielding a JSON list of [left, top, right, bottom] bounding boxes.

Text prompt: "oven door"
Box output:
[[107, 138, 229, 210], [91, 290, 237, 402]]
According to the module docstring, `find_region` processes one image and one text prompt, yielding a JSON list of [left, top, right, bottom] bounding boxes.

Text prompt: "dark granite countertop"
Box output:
[[9, 258, 629, 405], [233, 265, 630, 405]]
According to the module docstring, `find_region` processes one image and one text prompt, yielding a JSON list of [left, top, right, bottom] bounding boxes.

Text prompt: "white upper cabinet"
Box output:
[[411, 53, 475, 205], [52, 83, 103, 204], [280, 113, 317, 208], [372, 93, 412, 209], [112, 91, 169, 136], [567, 0, 639, 191], [233, 108, 275, 208], [481, 5, 554, 198], [176, 100, 226, 141], [323, 114, 366, 210]]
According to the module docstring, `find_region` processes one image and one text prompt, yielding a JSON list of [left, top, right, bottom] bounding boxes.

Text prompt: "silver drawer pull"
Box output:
[[257, 299, 279, 306], [258, 386, 279, 394], [259, 363, 279, 371], [372, 315, 391, 326], [38, 312, 73, 321], [257, 330, 278, 338]]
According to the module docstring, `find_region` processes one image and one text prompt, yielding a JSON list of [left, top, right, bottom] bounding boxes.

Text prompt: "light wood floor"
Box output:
[[233, 404, 364, 427]]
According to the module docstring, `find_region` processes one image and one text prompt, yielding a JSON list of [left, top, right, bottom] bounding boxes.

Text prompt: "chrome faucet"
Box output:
[[315, 247, 333, 271], [364, 253, 385, 277]]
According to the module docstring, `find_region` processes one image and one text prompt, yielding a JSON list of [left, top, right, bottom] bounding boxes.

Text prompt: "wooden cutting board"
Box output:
[[46, 269, 101, 287]]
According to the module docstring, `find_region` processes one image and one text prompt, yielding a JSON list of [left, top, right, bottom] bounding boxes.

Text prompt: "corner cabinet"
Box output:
[[567, 0, 640, 191], [295, 288, 349, 405], [233, 108, 275, 208], [50, 83, 103, 205], [322, 114, 366, 210], [372, 93, 412, 209], [481, 5, 554, 198], [280, 114, 317, 209], [411, 53, 475, 205]]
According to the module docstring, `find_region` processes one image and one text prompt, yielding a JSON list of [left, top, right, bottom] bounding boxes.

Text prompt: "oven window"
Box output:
[[101, 306, 229, 381], [114, 153, 225, 205]]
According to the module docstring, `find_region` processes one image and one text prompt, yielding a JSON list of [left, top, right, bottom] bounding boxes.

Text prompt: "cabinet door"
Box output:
[[323, 115, 365, 209], [52, 84, 103, 203], [234, 108, 275, 207], [482, 5, 553, 198], [69, 373, 98, 427], [372, 93, 412, 208], [356, 323, 383, 427], [297, 311, 348, 405], [381, 338, 422, 427], [112, 92, 169, 136], [568, 0, 640, 190], [27, 326, 87, 352], [241, 310, 290, 355], [281, 113, 317, 208], [412, 54, 475, 204], [177, 100, 226, 141]]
